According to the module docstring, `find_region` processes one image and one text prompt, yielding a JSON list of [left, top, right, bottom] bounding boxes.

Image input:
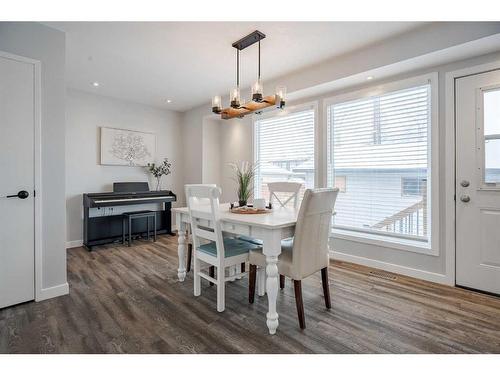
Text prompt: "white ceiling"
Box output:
[[46, 22, 426, 112]]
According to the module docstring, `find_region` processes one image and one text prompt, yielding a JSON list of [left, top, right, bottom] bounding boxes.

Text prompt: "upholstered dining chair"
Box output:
[[248, 188, 339, 329], [186, 185, 261, 312]]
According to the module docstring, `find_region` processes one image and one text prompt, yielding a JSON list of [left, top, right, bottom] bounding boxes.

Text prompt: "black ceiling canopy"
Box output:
[[232, 30, 266, 50]]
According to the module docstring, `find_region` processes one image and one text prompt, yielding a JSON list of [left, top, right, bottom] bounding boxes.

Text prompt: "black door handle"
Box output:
[[6, 190, 30, 199]]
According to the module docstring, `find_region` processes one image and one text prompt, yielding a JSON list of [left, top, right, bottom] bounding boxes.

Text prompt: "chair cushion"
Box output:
[[198, 237, 261, 258], [237, 235, 263, 246], [249, 237, 294, 277]]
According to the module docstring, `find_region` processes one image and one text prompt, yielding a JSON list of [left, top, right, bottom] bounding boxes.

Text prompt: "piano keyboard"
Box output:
[[94, 196, 170, 204]]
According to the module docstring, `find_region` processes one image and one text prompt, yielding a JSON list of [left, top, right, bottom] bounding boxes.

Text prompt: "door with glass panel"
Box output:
[[456, 69, 500, 294]]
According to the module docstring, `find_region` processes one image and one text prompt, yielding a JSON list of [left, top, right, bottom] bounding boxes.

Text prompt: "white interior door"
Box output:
[[456, 68, 500, 295], [0, 53, 35, 309]]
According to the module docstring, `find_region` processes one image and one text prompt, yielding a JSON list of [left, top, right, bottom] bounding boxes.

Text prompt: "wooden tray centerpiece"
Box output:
[[229, 203, 272, 214]]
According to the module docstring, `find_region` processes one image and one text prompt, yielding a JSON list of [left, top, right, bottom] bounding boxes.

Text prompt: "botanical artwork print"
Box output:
[[100, 127, 156, 166]]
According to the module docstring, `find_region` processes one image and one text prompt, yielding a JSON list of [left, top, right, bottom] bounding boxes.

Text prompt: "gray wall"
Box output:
[[0, 22, 67, 295], [65, 89, 184, 244]]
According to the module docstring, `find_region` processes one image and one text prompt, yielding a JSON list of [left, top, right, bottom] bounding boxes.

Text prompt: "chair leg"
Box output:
[[209, 266, 215, 286], [193, 254, 201, 297], [293, 280, 306, 329], [216, 265, 225, 312], [321, 267, 331, 309], [280, 274, 285, 289], [249, 264, 257, 303], [186, 243, 192, 273]]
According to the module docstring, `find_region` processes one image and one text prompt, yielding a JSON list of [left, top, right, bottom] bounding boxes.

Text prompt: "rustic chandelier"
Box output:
[[212, 30, 286, 120]]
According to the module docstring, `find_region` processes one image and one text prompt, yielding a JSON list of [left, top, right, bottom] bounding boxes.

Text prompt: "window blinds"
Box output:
[[254, 109, 315, 203], [327, 84, 431, 241]]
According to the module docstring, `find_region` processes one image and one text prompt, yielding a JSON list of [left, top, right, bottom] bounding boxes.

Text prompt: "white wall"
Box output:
[[180, 105, 206, 191], [182, 26, 500, 285], [202, 118, 222, 186], [219, 117, 253, 203], [65, 89, 183, 245], [0, 22, 67, 299]]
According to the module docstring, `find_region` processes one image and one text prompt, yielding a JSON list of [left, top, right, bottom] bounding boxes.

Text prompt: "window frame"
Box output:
[[323, 73, 440, 256], [252, 101, 319, 200]]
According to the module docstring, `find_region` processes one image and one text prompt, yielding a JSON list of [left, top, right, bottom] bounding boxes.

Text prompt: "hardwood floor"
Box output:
[[1, 234, 500, 353]]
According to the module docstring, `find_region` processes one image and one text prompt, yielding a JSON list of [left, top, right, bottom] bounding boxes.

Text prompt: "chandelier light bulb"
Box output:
[[252, 79, 263, 102], [276, 86, 286, 109], [230, 87, 241, 108], [212, 95, 222, 114]]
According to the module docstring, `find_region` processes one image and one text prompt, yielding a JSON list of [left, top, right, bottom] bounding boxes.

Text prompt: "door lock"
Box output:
[[460, 180, 470, 187], [460, 195, 471, 203]]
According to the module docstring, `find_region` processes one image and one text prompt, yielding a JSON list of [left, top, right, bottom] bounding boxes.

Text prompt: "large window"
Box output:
[[254, 107, 315, 205], [327, 81, 433, 243]]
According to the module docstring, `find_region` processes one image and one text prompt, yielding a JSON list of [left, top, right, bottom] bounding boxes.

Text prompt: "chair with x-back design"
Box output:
[[268, 181, 302, 209]]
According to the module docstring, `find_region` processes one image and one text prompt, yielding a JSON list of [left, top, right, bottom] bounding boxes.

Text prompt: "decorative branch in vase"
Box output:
[[229, 161, 256, 207], [147, 158, 172, 191]]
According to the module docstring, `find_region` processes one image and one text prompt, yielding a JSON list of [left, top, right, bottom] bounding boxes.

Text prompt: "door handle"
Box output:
[[5, 190, 30, 199], [460, 180, 470, 187], [460, 195, 470, 203]]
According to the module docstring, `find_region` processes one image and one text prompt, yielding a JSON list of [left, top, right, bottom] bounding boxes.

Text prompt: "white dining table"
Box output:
[[172, 203, 299, 334]]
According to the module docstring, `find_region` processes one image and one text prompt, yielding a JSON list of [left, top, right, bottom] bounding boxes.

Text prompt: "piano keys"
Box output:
[[83, 182, 176, 251]]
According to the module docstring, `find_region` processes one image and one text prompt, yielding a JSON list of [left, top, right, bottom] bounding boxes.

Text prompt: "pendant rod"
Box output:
[[258, 40, 261, 79], [237, 49, 240, 87]]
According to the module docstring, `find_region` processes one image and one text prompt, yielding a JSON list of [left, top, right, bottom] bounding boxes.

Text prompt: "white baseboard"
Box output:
[[36, 282, 69, 302], [332, 251, 453, 286], [66, 240, 83, 249]]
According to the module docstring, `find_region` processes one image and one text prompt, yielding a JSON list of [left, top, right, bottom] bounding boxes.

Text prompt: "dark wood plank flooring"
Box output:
[[1, 234, 500, 353]]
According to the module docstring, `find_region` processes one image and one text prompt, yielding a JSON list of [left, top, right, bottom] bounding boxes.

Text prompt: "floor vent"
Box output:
[[369, 271, 397, 281]]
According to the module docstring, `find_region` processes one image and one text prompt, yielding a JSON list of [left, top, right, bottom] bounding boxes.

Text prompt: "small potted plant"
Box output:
[[147, 158, 172, 191], [229, 161, 256, 207]]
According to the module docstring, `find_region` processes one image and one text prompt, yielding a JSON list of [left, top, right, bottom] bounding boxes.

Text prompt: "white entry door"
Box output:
[[0, 53, 36, 309], [456, 68, 500, 295]]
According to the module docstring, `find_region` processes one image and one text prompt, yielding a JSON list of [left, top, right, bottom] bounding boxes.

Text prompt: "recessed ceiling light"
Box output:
[[166, 99, 172, 103], [366, 76, 374, 80], [92, 82, 99, 87]]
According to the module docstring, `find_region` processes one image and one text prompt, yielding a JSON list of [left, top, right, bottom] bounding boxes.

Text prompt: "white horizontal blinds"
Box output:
[[327, 84, 431, 241], [254, 109, 315, 205]]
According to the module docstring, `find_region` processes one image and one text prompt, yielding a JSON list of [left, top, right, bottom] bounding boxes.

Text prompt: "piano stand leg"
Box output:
[[85, 245, 93, 252]]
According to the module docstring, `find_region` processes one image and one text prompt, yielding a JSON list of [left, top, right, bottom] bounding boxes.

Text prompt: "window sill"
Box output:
[[330, 228, 438, 256]]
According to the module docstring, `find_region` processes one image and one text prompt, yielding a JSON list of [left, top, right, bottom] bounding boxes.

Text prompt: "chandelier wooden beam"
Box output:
[[221, 95, 278, 120]]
